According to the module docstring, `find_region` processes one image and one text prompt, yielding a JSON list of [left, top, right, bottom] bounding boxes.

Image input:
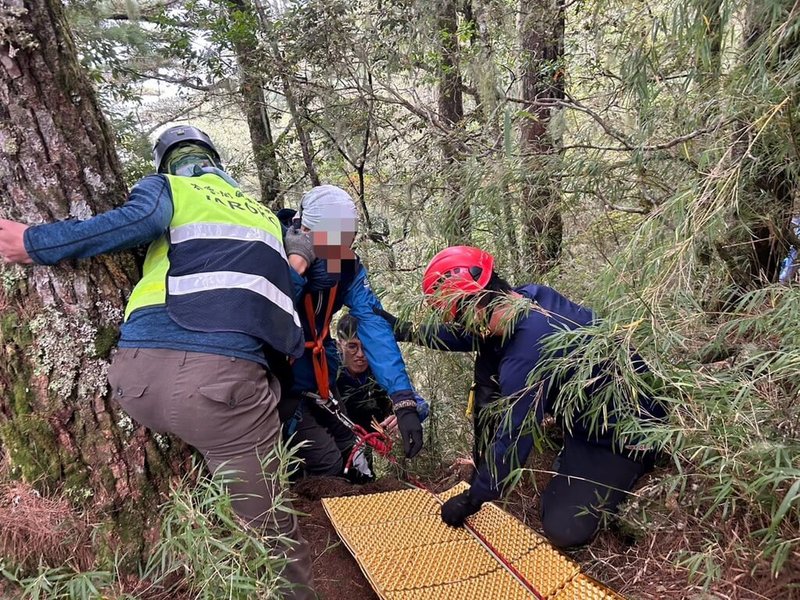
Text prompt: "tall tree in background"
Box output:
[[251, 0, 323, 189], [518, 0, 564, 274], [711, 0, 800, 290], [228, 0, 282, 208], [0, 0, 184, 560], [437, 0, 468, 242]]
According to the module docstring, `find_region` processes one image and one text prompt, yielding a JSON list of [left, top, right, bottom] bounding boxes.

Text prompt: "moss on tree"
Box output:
[[0, 415, 62, 487], [93, 325, 119, 359]]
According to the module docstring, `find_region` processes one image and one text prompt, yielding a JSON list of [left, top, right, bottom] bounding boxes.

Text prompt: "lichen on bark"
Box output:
[[28, 307, 110, 399]]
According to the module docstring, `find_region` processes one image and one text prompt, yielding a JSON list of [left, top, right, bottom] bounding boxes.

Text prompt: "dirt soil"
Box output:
[[293, 476, 408, 600]]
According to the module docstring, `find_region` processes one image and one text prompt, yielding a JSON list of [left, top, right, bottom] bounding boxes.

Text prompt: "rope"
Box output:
[[344, 424, 396, 473], [303, 285, 338, 399], [302, 286, 395, 470], [404, 478, 545, 600]]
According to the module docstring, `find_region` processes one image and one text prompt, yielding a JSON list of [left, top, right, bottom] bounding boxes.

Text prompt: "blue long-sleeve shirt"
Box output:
[[22, 173, 268, 365], [288, 258, 414, 399]]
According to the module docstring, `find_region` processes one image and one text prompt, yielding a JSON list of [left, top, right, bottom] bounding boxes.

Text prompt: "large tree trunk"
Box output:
[[0, 0, 185, 566], [228, 0, 282, 209], [695, 0, 724, 87], [437, 0, 469, 243], [518, 0, 564, 275]]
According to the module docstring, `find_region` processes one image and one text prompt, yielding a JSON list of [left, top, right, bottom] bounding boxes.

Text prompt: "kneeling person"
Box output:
[[419, 246, 666, 548]]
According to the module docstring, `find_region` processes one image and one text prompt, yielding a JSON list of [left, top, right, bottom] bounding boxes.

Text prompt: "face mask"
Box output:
[[197, 166, 240, 188], [164, 144, 218, 176]]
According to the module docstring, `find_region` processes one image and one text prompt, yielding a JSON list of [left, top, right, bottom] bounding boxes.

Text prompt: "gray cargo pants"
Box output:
[[108, 348, 315, 600]]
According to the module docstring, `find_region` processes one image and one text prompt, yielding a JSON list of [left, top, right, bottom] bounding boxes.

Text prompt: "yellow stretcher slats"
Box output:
[[435, 480, 470, 502], [362, 539, 502, 591], [550, 574, 627, 600], [465, 503, 548, 560], [341, 514, 473, 556], [384, 568, 539, 600], [321, 483, 625, 600], [514, 543, 581, 598]]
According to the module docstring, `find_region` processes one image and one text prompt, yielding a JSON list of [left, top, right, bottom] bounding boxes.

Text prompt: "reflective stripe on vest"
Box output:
[[170, 222, 287, 258], [124, 173, 304, 357], [168, 270, 300, 327]]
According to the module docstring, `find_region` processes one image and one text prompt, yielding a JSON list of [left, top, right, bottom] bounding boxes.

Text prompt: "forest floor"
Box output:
[[1, 453, 797, 599], [293, 450, 800, 600]]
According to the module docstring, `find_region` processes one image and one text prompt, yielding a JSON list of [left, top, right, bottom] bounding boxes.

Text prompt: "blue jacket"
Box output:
[[406, 284, 663, 504], [289, 257, 414, 400]]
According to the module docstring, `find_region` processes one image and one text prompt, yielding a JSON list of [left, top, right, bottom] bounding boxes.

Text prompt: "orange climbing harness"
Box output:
[[302, 286, 394, 471]]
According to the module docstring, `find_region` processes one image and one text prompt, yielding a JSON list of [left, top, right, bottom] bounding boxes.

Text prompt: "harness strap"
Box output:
[[301, 285, 395, 466], [303, 284, 338, 399]]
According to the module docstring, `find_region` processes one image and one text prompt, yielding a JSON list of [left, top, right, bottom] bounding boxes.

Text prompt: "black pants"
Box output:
[[292, 397, 356, 476], [540, 435, 651, 548]]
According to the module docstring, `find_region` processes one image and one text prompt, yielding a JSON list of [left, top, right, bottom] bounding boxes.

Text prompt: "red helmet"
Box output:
[[422, 246, 495, 318]]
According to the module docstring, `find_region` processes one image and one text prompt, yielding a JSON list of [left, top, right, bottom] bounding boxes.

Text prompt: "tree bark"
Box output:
[[518, 0, 564, 275], [228, 0, 282, 209], [0, 0, 185, 565], [696, 0, 724, 85], [437, 0, 468, 243]]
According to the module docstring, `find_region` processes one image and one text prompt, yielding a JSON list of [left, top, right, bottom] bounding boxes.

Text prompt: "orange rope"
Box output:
[[302, 285, 394, 466], [303, 285, 338, 399]]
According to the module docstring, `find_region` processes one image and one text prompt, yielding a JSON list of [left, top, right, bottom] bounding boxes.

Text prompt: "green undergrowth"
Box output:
[[0, 440, 303, 600]]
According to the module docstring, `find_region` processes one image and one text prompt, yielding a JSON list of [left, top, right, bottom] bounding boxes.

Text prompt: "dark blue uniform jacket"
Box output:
[[413, 284, 664, 503]]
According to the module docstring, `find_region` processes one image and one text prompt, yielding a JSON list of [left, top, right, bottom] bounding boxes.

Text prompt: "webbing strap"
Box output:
[[301, 285, 395, 464], [303, 285, 338, 399], [407, 479, 545, 600]]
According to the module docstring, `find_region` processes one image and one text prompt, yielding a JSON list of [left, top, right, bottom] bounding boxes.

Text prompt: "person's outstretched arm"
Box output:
[[1, 175, 173, 266], [373, 307, 476, 352], [345, 264, 423, 459]]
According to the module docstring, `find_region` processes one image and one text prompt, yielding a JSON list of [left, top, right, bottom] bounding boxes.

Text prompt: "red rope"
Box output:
[[344, 424, 395, 473], [406, 478, 545, 600]]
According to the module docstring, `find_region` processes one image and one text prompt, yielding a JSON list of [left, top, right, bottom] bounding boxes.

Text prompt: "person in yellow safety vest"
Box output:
[[0, 125, 315, 600]]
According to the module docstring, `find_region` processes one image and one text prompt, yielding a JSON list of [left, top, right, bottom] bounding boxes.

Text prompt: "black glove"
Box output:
[[284, 227, 315, 266], [373, 307, 414, 342], [394, 404, 423, 458], [441, 491, 482, 527]]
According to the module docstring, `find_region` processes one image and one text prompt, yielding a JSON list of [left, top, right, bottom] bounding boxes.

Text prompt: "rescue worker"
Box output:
[[0, 125, 315, 598], [414, 246, 665, 548], [375, 308, 501, 466], [336, 313, 429, 435], [278, 185, 426, 478]]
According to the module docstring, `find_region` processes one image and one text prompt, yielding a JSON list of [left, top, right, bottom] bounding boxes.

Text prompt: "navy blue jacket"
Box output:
[[337, 367, 393, 430], [405, 284, 663, 504]]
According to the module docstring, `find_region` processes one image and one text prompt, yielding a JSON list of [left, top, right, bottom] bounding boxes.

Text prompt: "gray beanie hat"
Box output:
[[299, 185, 359, 234]]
